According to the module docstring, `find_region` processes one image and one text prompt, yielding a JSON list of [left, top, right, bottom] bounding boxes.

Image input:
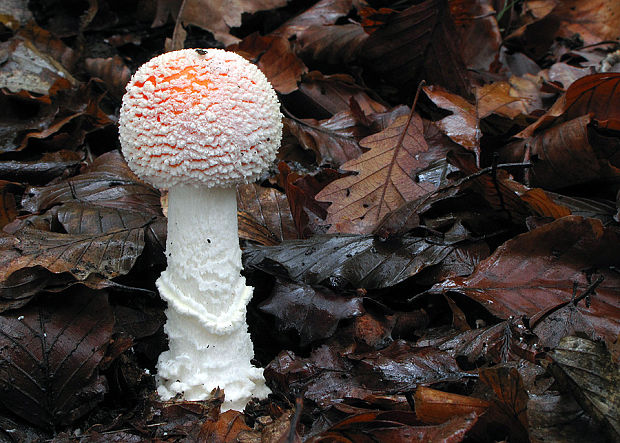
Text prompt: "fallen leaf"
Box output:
[[363, 0, 471, 98], [563, 73, 620, 131], [0, 289, 113, 429], [423, 85, 478, 152], [508, 115, 620, 189], [84, 56, 132, 99], [551, 0, 620, 45], [245, 232, 474, 290], [450, 0, 501, 72], [284, 111, 366, 167], [297, 23, 367, 65], [272, 0, 353, 39], [437, 216, 620, 345], [259, 279, 363, 346], [237, 184, 297, 244], [414, 386, 490, 424], [479, 365, 530, 443], [527, 390, 607, 443], [316, 111, 435, 234], [296, 71, 388, 117], [307, 410, 479, 442], [549, 336, 620, 441], [173, 0, 287, 46]]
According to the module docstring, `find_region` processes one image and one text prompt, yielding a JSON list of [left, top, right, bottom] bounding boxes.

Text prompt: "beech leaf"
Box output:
[[0, 290, 113, 429], [245, 233, 468, 289], [259, 280, 363, 346], [550, 336, 620, 441], [315, 111, 435, 234], [436, 216, 620, 345]]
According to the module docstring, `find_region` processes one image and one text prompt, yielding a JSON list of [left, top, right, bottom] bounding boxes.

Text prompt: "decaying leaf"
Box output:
[[259, 280, 363, 346], [237, 184, 297, 244], [172, 0, 287, 46], [316, 111, 436, 234], [245, 232, 479, 290], [436, 216, 620, 345], [0, 289, 113, 429], [550, 336, 620, 441]]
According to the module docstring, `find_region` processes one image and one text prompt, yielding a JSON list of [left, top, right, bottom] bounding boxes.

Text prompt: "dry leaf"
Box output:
[[316, 111, 435, 234]]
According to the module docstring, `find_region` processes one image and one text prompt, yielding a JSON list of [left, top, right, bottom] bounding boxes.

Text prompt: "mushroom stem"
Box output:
[[155, 185, 270, 410]]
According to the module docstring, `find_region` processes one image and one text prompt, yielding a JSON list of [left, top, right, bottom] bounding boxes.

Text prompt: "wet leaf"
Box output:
[[245, 233, 471, 290], [259, 280, 363, 346], [308, 410, 479, 443], [316, 111, 436, 234], [0, 289, 113, 429], [563, 73, 620, 131], [528, 390, 606, 443], [231, 33, 308, 94], [414, 386, 490, 424], [296, 71, 388, 117], [172, 0, 287, 46], [284, 111, 365, 167], [437, 216, 620, 345], [550, 336, 620, 441], [363, 0, 471, 98], [423, 85, 478, 152], [84, 55, 132, 100], [297, 23, 367, 65], [237, 184, 297, 244], [272, 0, 353, 39], [479, 365, 530, 443]]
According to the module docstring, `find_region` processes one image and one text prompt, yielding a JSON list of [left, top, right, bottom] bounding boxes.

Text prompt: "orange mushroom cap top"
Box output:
[[119, 49, 282, 189]]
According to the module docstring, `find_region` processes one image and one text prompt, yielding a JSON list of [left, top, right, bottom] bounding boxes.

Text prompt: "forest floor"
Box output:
[[0, 0, 618, 441]]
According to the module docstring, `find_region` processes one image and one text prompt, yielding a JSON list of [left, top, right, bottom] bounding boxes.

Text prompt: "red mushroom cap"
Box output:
[[119, 49, 282, 189]]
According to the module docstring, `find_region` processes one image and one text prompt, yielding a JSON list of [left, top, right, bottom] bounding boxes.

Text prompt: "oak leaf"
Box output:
[[315, 111, 435, 234]]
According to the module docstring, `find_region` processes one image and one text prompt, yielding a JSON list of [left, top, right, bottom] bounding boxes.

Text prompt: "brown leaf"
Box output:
[[316, 111, 435, 234], [479, 365, 530, 443], [550, 336, 620, 441], [308, 410, 479, 443], [198, 409, 252, 442], [551, 0, 620, 45], [423, 85, 478, 152], [237, 184, 297, 244], [437, 216, 620, 345], [230, 33, 307, 94], [439, 318, 541, 366], [21, 151, 162, 216], [476, 81, 530, 120], [284, 111, 365, 167], [272, 0, 353, 40], [414, 386, 490, 424], [84, 56, 132, 100], [509, 115, 620, 189], [0, 289, 113, 429], [450, 0, 501, 72], [279, 164, 341, 237], [0, 37, 76, 96], [259, 280, 363, 346], [297, 23, 368, 65], [173, 0, 287, 46], [245, 232, 470, 290], [297, 71, 388, 117], [528, 390, 607, 443], [563, 73, 620, 131], [0, 181, 20, 229], [363, 0, 471, 99]]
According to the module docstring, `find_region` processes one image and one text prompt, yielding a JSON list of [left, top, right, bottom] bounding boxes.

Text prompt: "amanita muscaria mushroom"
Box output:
[[118, 49, 282, 410]]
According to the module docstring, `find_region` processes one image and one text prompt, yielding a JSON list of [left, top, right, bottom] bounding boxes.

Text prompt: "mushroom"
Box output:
[[118, 49, 282, 410]]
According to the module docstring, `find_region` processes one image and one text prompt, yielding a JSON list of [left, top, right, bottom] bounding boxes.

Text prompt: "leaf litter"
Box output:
[[0, 0, 618, 441]]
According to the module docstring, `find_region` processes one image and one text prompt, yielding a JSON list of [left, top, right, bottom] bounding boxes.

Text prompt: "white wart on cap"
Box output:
[[119, 48, 282, 189]]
